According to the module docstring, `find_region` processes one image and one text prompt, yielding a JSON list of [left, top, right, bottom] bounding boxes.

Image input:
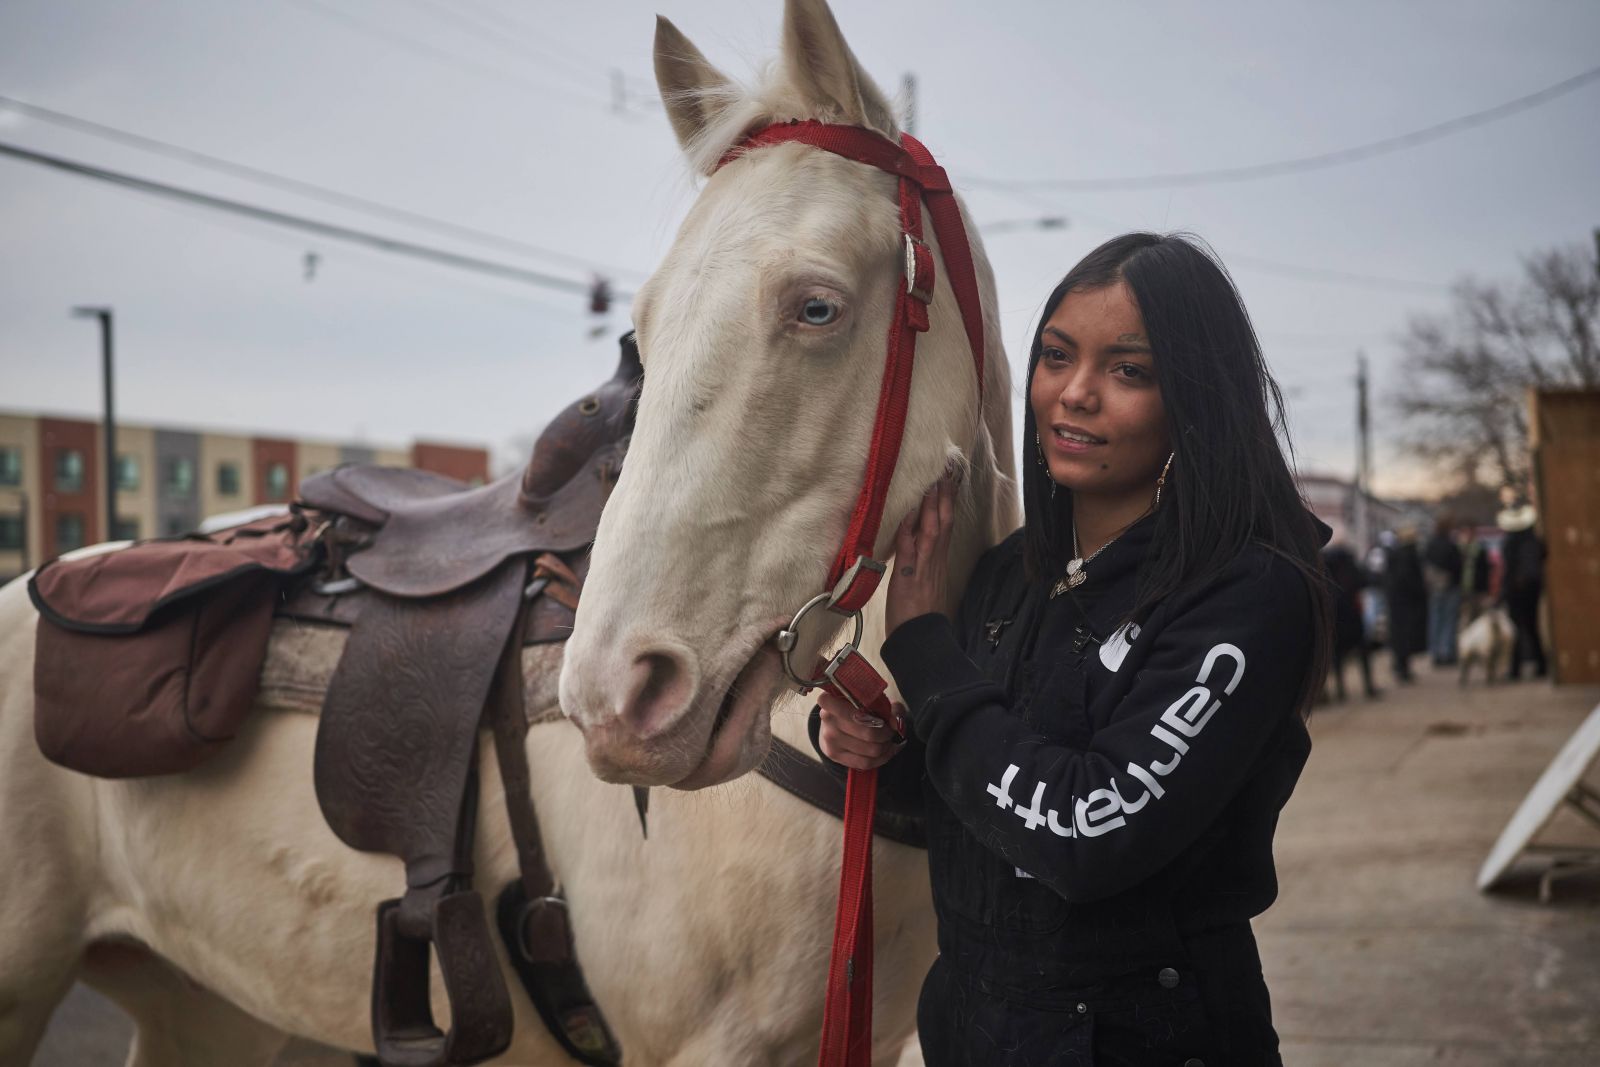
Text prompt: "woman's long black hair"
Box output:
[[1021, 233, 1332, 714]]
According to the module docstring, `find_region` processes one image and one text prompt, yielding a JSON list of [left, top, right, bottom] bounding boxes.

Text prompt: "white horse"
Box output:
[[0, 2, 1015, 1065]]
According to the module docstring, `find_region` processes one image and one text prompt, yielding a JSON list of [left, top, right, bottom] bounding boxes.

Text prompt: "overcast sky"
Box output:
[[2, 0, 1596, 495]]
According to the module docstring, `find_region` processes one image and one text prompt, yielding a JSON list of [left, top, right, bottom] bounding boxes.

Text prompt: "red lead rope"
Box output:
[[717, 121, 987, 1067]]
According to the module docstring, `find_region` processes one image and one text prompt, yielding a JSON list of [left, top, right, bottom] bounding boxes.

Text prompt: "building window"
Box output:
[[0, 447, 20, 487], [165, 516, 187, 537], [0, 514, 22, 551], [56, 513, 86, 552], [54, 450, 85, 493], [111, 517, 140, 542], [216, 462, 241, 496], [264, 462, 290, 501], [115, 453, 141, 491], [163, 457, 195, 497]]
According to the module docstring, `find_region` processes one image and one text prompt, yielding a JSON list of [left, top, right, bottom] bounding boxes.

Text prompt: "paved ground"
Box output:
[[33, 659, 1600, 1065], [1263, 660, 1600, 1064]]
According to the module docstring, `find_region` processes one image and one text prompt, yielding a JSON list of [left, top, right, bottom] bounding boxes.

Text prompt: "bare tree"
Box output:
[[1393, 238, 1599, 490]]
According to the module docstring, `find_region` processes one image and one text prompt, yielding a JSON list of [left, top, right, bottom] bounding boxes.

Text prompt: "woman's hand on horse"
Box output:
[[885, 473, 957, 635], [817, 692, 906, 771]]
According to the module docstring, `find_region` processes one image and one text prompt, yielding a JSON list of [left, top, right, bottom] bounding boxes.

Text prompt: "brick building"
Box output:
[[0, 411, 488, 582]]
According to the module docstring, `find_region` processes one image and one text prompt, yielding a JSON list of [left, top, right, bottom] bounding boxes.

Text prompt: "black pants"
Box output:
[[917, 925, 1281, 1066], [1505, 587, 1547, 679]]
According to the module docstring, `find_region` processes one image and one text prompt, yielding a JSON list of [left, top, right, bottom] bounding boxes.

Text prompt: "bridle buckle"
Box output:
[[828, 556, 886, 612], [903, 233, 934, 305]]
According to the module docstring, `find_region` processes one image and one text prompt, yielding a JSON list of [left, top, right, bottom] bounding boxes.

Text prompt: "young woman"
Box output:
[[815, 233, 1332, 1066]]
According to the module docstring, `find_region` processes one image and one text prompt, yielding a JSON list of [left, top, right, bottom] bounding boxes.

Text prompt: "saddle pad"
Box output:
[[30, 513, 317, 778]]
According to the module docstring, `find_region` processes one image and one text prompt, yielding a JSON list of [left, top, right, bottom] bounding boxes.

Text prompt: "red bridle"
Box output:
[[715, 119, 987, 1067]]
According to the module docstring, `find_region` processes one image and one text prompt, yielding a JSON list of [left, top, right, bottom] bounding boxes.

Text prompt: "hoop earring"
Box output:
[[1154, 451, 1175, 508]]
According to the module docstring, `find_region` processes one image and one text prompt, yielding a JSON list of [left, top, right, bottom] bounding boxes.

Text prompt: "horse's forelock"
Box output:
[[680, 60, 902, 178]]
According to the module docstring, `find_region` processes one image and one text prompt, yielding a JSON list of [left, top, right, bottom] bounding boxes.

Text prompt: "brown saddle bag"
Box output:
[[28, 512, 318, 778]]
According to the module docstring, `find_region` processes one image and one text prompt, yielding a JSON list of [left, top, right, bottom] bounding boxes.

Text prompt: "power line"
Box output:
[[0, 94, 647, 282], [455, 0, 661, 110], [463, 0, 627, 80], [279, 0, 610, 110], [962, 62, 1600, 192], [0, 139, 631, 298], [383, 0, 615, 98], [1224, 251, 1449, 295], [1030, 198, 1450, 293]]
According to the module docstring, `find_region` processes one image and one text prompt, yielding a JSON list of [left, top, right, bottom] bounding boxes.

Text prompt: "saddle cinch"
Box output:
[[29, 331, 925, 1067]]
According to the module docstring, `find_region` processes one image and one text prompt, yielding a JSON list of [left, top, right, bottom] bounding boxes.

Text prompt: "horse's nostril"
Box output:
[[621, 649, 692, 738]]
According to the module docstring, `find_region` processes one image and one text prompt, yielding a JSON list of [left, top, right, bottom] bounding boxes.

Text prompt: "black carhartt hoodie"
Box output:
[[821, 510, 1328, 995]]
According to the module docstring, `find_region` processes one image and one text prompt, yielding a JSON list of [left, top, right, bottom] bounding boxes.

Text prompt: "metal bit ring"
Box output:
[[775, 593, 864, 689]]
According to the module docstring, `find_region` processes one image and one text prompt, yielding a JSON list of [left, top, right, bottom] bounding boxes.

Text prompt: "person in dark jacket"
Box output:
[[1323, 542, 1380, 700], [1423, 515, 1465, 665], [1496, 500, 1548, 680], [1461, 531, 1493, 623], [1383, 526, 1428, 683], [815, 234, 1331, 1066]]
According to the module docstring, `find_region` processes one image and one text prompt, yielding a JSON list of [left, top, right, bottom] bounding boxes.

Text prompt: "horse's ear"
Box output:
[[655, 16, 735, 162], [780, 0, 896, 136]]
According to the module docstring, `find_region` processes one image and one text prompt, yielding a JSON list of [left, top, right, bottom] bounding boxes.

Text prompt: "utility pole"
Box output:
[[71, 305, 115, 541], [1354, 352, 1372, 552], [900, 73, 917, 136]]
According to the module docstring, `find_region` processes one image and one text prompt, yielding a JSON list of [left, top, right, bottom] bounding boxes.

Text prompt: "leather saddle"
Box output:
[[290, 333, 641, 1067]]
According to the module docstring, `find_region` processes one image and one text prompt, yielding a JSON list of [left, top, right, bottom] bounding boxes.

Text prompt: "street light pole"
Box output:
[[71, 305, 115, 541]]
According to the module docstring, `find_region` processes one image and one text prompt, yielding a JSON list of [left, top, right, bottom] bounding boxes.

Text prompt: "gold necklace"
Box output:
[[1049, 519, 1128, 599]]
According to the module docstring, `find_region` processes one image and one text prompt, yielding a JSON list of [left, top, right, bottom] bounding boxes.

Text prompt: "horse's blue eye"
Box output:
[[800, 297, 839, 325]]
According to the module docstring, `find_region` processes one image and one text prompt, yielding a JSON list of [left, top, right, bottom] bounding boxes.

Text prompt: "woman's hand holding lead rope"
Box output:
[[817, 473, 956, 770]]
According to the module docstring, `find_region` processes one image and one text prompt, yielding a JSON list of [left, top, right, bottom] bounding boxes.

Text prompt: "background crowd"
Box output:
[[1322, 487, 1549, 701]]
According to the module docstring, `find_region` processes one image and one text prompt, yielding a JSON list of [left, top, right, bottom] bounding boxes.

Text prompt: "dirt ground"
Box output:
[[34, 659, 1600, 1065]]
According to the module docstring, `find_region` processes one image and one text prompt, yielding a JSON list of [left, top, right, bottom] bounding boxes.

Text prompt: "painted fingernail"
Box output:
[[854, 715, 886, 729]]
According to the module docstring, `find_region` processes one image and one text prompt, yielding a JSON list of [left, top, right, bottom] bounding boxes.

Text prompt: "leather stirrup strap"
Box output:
[[316, 562, 525, 1067], [487, 611, 624, 1067]]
